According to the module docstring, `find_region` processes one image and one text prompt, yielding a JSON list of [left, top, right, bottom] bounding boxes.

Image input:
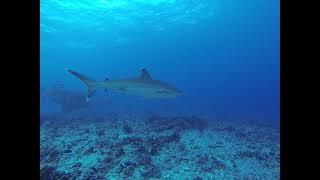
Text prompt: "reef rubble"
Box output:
[[40, 113, 280, 179]]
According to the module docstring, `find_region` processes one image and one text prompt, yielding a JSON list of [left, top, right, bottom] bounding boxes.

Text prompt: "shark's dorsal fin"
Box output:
[[139, 68, 152, 80]]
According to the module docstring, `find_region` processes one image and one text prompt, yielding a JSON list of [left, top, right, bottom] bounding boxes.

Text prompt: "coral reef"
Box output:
[[41, 83, 89, 112], [40, 113, 280, 179]]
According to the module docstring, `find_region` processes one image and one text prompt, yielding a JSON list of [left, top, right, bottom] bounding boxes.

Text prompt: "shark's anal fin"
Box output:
[[104, 78, 109, 93], [139, 67, 152, 80]]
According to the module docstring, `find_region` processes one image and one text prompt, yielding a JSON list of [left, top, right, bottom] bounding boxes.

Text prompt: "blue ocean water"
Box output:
[[41, 0, 279, 123], [40, 0, 279, 179]]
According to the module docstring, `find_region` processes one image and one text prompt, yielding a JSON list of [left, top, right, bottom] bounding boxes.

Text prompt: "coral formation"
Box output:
[[41, 83, 89, 112], [40, 113, 280, 179]]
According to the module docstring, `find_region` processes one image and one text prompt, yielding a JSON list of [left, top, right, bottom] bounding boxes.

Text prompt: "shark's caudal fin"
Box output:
[[65, 68, 98, 102]]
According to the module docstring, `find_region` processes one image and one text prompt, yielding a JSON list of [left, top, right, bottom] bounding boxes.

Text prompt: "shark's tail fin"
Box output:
[[65, 68, 98, 102]]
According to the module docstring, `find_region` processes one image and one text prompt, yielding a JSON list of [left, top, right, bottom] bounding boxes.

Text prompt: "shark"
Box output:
[[65, 68, 182, 101]]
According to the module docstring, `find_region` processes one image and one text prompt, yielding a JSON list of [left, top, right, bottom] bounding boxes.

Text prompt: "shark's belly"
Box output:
[[108, 80, 176, 98], [120, 87, 157, 97], [113, 86, 170, 98]]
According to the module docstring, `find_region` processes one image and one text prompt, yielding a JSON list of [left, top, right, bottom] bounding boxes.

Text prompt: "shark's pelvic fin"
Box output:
[[65, 68, 98, 102], [139, 67, 152, 80]]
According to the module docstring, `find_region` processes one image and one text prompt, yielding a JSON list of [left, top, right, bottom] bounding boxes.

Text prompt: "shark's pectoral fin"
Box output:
[[156, 90, 169, 94], [116, 87, 127, 92]]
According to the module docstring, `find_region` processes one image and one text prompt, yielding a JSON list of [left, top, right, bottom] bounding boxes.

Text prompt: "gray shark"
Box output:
[[66, 68, 182, 101]]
